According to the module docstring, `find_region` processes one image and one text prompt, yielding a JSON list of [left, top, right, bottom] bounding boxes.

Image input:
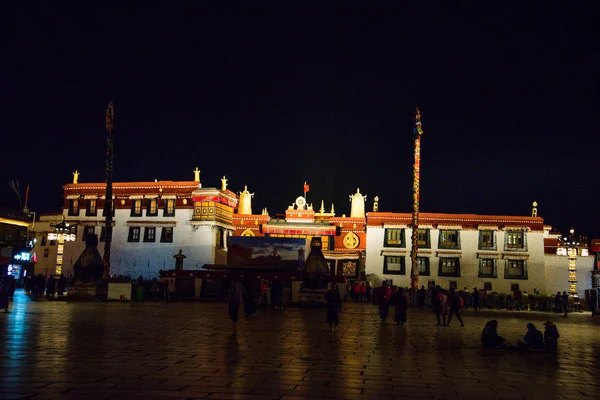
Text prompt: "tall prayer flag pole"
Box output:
[[410, 108, 423, 289], [102, 102, 115, 280]]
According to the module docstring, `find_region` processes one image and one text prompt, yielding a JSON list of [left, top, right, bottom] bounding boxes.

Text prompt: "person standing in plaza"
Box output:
[[228, 278, 245, 330], [417, 285, 427, 308], [472, 287, 481, 310], [325, 284, 342, 330], [393, 287, 408, 326], [360, 282, 367, 303], [554, 291, 562, 313], [163, 279, 170, 302], [46, 275, 56, 299], [447, 289, 464, 327], [377, 281, 391, 322], [561, 291, 569, 317], [437, 289, 448, 326], [168, 279, 177, 301], [57, 274, 66, 299], [270, 277, 283, 309]]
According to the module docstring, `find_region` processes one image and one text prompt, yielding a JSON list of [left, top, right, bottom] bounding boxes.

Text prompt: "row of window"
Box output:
[[384, 228, 525, 250], [383, 256, 527, 279], [127, 226, 173, 243], [80, 226, 174, 243], [68, 199, 177, 217]]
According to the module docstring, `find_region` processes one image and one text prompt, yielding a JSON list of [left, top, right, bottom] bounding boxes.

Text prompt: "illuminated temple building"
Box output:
[[28, 169, 596, 298]]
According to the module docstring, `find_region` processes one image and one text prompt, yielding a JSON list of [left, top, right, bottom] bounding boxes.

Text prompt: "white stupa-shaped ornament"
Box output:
[[238, 185, 254, 215], [349, 188, 366, 218]]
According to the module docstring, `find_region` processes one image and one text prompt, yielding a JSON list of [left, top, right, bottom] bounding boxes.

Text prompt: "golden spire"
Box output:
[[193, 167, 201, 183], [330, 203, 335, 216], [320, 200, 325, 214]]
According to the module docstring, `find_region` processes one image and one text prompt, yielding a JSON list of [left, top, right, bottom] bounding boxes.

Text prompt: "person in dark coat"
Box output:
[[472, 287, 481, 310], [46, 275, 56, 299], [447, 289, 465, 327], [270, 277, 283, 309], [393, 287, 408, 325], [561, 291, 569, 317], [377, 282, 391, 322], [481, 320, 505, 348], [325, 284, 342, 330], [57, 274, 67, 298], [0, 277, 12, 312], [518, 323, 544, 351], [543, 321, 560, 351], [228, 278, 245, 330]]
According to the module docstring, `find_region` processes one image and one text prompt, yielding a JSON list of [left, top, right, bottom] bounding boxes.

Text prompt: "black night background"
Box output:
[[1, 3, 598, 238]]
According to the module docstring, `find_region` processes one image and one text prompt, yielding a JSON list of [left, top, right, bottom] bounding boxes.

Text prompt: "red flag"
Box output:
[[303, 182, 310, 193]]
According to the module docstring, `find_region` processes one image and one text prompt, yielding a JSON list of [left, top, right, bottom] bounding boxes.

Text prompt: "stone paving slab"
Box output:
[[1, 290, 600, 399]]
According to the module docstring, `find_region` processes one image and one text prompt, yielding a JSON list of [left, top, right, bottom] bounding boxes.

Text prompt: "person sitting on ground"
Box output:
[[481, 320, 505, 348], [543, 321, 560, 351], [517, 323, 544, 351]]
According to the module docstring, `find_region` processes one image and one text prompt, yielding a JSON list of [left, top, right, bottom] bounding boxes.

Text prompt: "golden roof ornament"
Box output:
[[193, 167, 201, 183], [373, 195, 379, 212], [320, 200, 325, 214], [72, 170, 80, 184], [350, 188, 366, 218], [532, 201, 538, 217], [238, 185, 254, 215], [221, 176, 228, 191]]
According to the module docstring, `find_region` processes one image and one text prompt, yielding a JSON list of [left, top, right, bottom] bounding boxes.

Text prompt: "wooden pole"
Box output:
[[102, 102, 115, 280], [410, 108, 423, 290]]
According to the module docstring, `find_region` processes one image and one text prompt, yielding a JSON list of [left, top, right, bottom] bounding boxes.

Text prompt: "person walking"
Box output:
[[393, 287, 408, 326], [554, 291, 562, 313], [561, 291, 569, 317], [228, 278, 245, 330], [377, 282, 391, 322], [46, 275, 56, 299], [57, 274, 67, 299], [447, 289, 464, 327], [325, 284, 342, 330]]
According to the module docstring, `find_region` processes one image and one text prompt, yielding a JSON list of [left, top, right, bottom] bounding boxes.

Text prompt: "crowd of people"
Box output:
[[482, 319, 560, 352], [24, 274, 67, 300]]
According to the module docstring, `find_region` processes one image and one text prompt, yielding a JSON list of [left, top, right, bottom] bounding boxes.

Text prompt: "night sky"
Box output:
[[2, 4, 598, 239]]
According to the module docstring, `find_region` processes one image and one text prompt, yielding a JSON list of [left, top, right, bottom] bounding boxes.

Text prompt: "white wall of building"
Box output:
[[366, 225, 547, 293], [61, 207, 220, 279], [545, 254, 594, 298]]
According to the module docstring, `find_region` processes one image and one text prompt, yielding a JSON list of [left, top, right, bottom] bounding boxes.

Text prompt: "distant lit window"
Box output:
[[479, 230, 495, 249], [147, 199, 158, 216], [439, 257, 460, 277], [69, 199, 79, 216], [86, 199, 97, 216], [505, 259, 527, 279], [384, 228, 405, 247], [144, 227, 156, 242], [164, 199, 175, 217], [383, 256, 405, 275], [131, 200, 142, 217], [479, 259, 496, 278], [506, 231, 525, 250], [128, 227, 141, 242], [439, 230, 460, 249], [418, 257, 430, 276], [161, 227, 173, 243], [417, 229, 430, 248]]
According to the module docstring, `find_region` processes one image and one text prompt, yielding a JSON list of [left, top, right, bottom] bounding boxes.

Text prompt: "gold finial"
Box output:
[[373, 195, 379, 212], [221, 175, 228, 191], [193, 167, 201, 183], [532, 201, 538, 217], [330, 203, 335, 215], [414, 107, 423, 137], [72, 170, 80, 184], [320, 200, 325, 214]]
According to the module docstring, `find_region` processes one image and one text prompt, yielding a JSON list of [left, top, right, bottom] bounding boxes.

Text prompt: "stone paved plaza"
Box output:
[[1, 290, 600, 400]]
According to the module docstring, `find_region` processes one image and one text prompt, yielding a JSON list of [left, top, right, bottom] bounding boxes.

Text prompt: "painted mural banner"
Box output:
[[227, 237, 306, 270]]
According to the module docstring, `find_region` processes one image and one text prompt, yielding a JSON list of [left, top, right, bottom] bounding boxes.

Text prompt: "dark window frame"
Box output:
[[417, 256, 430, 276], [146, 199, 158, 216], [383, 255, 406, 275], [160, 227, 173, 243], [484, 282, 493, 291], [384, 228, 405, 248], [504, 259, 528, 279], [478, 230, 495, 250], [131, 200, 142, 217], [417, 228, 431, 248], [128, 227, 141, 242], [164, 199, 176, 217], [438, 257, 461, 277], [68, 199, 80, 216], [86, 199, 98, 216], [82, 226, 95, 241], [143, 227, 156, 242], [438, 229, 461, 249], [478, 258, 497, 278]]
